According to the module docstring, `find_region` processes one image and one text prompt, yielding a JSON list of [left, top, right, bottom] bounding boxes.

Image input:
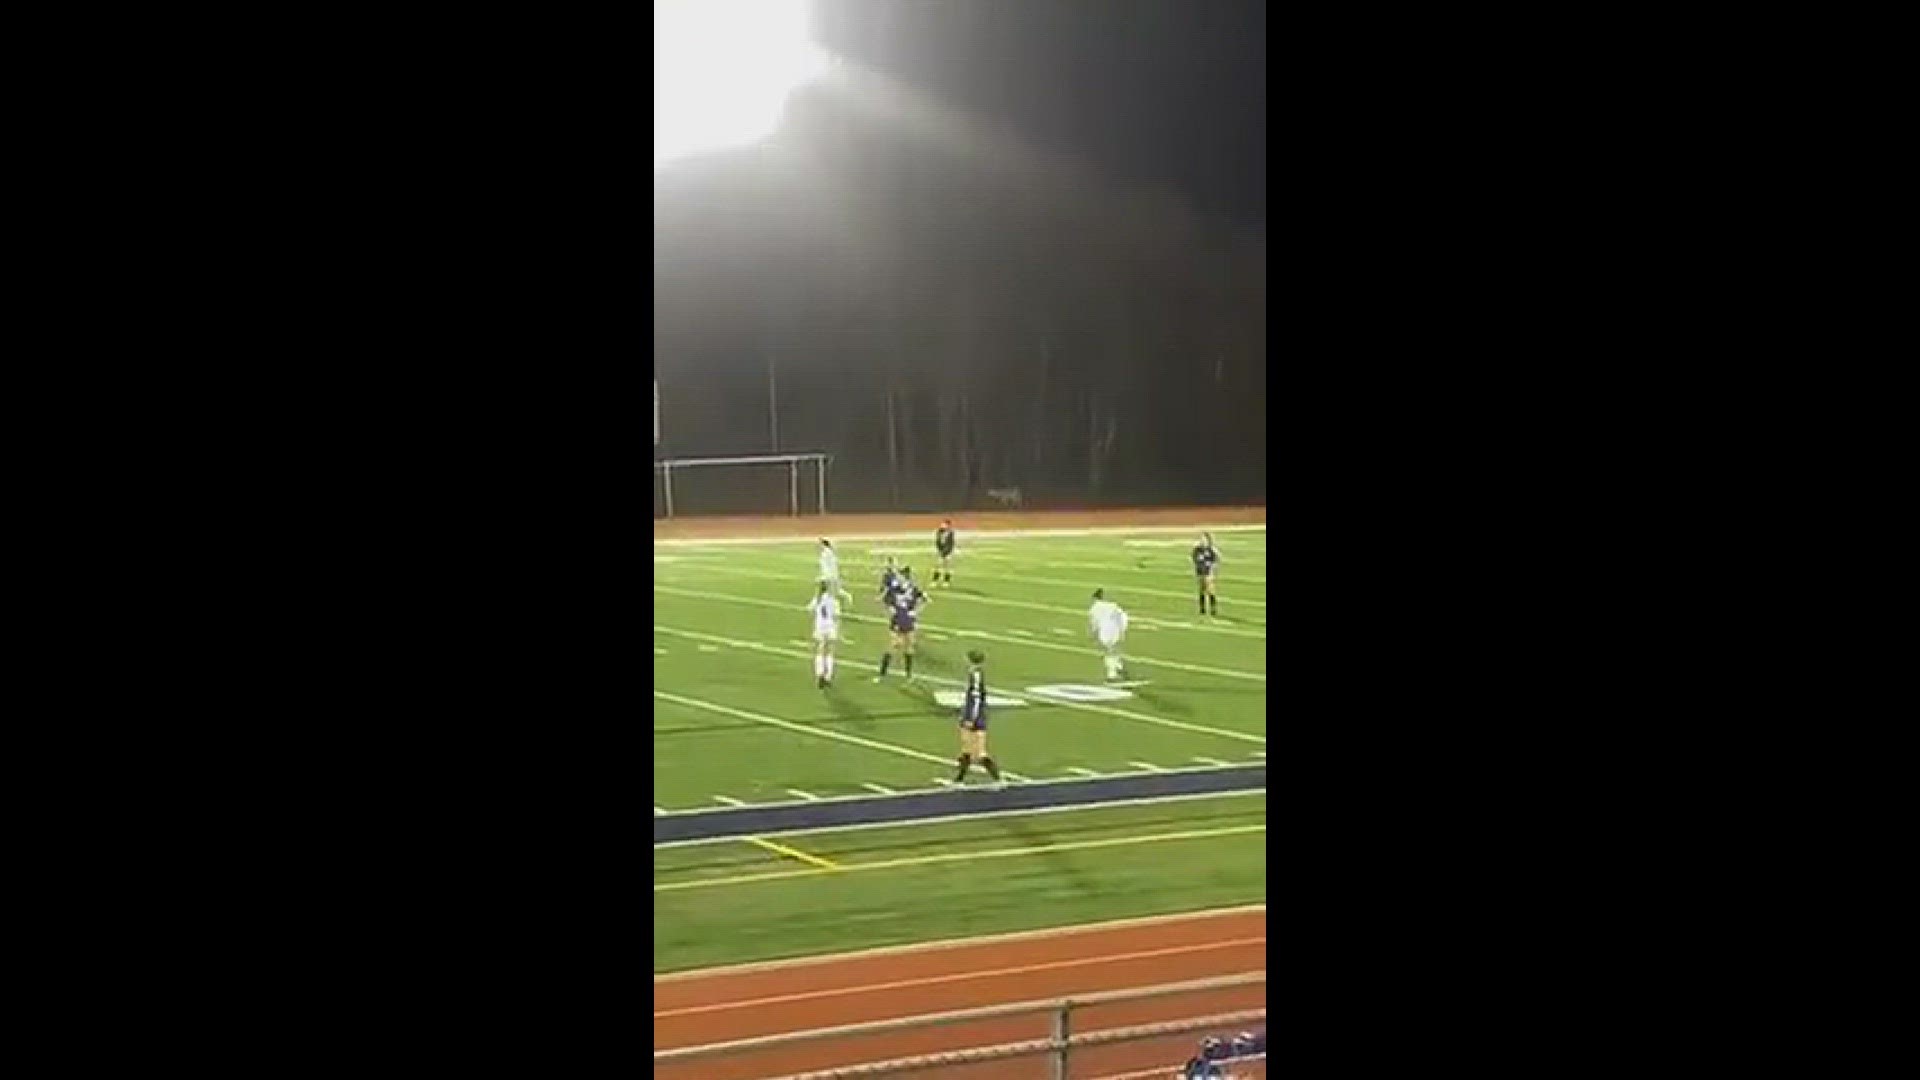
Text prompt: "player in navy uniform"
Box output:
[[953, 649, 1003, 786], [878, 556, 904, 608], [932, 519, 957, 587], [1192, 532, 1221, 616], [875, 567, 927, 681]]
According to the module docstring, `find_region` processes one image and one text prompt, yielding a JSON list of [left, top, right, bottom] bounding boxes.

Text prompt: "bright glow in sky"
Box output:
[[654, 0, 828, 167]]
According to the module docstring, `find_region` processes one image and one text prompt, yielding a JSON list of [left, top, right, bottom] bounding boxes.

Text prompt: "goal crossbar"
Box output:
[[656, 453, 831, 517]]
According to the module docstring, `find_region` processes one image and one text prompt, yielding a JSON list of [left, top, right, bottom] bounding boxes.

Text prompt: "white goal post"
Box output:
[[655, 453, 831, 517]]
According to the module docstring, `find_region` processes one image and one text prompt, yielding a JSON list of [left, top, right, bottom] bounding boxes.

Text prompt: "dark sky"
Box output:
[[813, 0, 1266, 233]]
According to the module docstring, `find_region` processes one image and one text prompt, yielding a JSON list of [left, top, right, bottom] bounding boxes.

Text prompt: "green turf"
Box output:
[[653, 525, 1267, 970], [652, 798, 1268, 972]]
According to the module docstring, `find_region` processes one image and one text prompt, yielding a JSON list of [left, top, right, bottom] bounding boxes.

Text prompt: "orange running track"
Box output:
[[654, 906, 1267, 1079]]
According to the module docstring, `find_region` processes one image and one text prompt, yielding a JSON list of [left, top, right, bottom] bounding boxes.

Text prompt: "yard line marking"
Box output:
[[1251, 750, 1265, 758], [931, 777, 955, 786], [655, 903, 1267, 980], [656, 823, 1268, 892], [696, 644, 719, 652], [954, 565, 1269, 606], [654, 647, 668, 655], [744, 835, 841, 871], [964, 553, 1269, 585], [861, 783, 895, 795], [713, 796, 747, 807], [1067, 766, 1101, 777], [695, 565, 1267, 637], [653, 625, 1265, 745], [1129, 761, 1166, 772], [655, 523, 1266, 547], [1194, 756, 1231, 767], [656, 585, 1266, 682], [653, 935, 1267, 1018], [784, 788, 821, 802], [653, 689, 1018, 775], [655, 805, 668, 815], [656, 789, 1266, 849], [1051, 627, 1074, 635]]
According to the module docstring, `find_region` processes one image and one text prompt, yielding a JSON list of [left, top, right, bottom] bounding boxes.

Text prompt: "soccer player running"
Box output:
[[805, 580, 840, 688], [875, 566, 927, 682], [932, 518, 957, 587], [953, 649, 1003, 787], [1088, 588, 1130, 682], [1192, 532, 1222, 617], [817, 539, 854, 604]]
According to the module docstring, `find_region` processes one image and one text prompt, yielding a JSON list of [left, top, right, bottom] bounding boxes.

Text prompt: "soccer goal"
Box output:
[[654, 453, 831, 518]]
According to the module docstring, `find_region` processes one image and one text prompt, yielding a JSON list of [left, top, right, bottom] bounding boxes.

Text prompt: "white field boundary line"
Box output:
[[653, 689, 1033, 778], [935, 566, 1269, 611], [653, 624, 1266, 745], [655, 789, 1266, 849], [655, 823, 1268, 893], [656, 584, 1266, 684], [963, 553, 1269, 582], [655, 523, 1267, 548], [682, 563, 1268, 636], [653, 935, 1267, 1018], [655, 902, 1267, 982]]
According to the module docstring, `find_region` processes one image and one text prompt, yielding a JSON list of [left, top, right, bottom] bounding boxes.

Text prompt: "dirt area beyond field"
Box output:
[[654, 506, 1265, 540]]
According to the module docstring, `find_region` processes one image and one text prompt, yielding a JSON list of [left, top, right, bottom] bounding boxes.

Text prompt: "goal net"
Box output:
[[654, 454, 830, 517]]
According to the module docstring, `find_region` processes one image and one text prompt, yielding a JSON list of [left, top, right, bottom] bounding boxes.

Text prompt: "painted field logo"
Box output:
[[932, 691, 1029, 709], [1025, 684, 1136, 703], [931, 683, 1137, 709]]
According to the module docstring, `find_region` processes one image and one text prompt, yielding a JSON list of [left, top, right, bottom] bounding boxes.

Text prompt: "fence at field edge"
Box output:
[[653, 971, 1266, 1080]]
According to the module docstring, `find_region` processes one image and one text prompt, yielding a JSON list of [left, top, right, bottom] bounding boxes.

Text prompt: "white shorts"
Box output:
[[1096, 632, 1122, 651], [814, 625, 839, 644]]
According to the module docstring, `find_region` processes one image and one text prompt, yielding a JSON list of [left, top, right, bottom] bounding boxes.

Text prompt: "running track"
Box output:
[[654, 906, 1267, 1079]]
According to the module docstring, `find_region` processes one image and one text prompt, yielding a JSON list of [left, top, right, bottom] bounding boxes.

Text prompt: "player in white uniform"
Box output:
[[1088, 589, 1130, 682], [817, 539, 854, 604], [807, 580, 840, 688]]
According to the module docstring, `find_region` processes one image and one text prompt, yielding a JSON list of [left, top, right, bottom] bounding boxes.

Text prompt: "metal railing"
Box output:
[[654, 971, 1265, 1079]]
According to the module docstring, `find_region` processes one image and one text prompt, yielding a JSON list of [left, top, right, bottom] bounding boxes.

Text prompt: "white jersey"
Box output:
[[809, 593, 840, 641], [818, 547, 840, 583], [1089, 600, 1128, 643]]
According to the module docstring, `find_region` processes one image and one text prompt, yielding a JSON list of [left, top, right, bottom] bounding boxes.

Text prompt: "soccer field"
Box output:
[[653, 524, 1268, 972]]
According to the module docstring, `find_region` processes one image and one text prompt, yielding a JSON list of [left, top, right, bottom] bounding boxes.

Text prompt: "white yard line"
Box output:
[[656, 689, 987, 773], [653, 623, 1266, 745], [690, 563, 1267, 635], [657, 584, 1266, 683]]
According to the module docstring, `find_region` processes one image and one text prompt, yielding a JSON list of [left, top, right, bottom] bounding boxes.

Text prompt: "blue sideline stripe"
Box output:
[[653, 765, 1265, 844]]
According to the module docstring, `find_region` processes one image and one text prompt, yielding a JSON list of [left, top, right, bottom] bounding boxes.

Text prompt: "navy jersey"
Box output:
[[935, 526, 956, 556], [1192, 543, 1220, 577], [879, 568, 903, 602], [960, 667, 987, 728], [888, 584, 925, 631]]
